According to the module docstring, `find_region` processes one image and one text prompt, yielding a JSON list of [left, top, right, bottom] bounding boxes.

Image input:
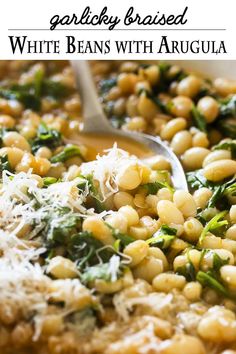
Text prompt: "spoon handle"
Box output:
[[70, 61, 112, 133]]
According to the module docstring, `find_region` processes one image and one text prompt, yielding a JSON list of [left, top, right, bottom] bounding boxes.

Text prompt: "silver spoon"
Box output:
[[70, 60, 188, 191]]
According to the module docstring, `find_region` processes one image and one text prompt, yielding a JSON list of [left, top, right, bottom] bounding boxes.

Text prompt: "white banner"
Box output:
[[0, 0, 235, 59]]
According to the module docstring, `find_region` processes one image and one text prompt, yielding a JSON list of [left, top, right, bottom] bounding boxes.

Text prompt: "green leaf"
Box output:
[[106, 223, 135, 247], [142, 181, 174, 195], [51, 145, 84, 163], [0, 87, 41, 111], [199, 210, 228, 244], [80, 174, 105, 213], [0, 154, 12, 175], [212, 252, 229, 273], [139, 89, 168, 113], [191, 105, 207, 133], [213, 140, 236, 158], [81, 263, 112, 284], [196, 270, 229, 297], [146, 225, 177, 249], [187, 169, 236, 208], [217, 118, 236, 139], [68, 231, 110, 267], [176, 262, 196, 281], [81, 256, 122, 284], [186, 169, 208, 190], [42, 80, 70, 98], [31, 122, 62, 153], [0, 71, 70, 111], [219, 95, 236, 118]]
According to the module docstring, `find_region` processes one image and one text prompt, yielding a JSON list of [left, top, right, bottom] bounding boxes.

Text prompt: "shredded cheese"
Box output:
[[80, 144, 144, 201]]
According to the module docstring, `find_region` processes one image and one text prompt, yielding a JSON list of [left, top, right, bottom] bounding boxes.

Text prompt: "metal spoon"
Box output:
[[70, 60, 188, 191]]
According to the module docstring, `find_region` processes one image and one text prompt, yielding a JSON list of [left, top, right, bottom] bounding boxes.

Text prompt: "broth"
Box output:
[[71, 132, 154, 160]]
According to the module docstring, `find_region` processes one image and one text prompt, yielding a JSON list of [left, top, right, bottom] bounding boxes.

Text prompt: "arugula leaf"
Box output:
[[219, 95, 236, 118], [196, 270, 229, 297], [81, 255, 122, 285], [47, 214, 81, 245], [68, 231, 111, 267], [0, 154, 12, 175], [106, 223, 135, 247], [0, 87, 41, 111], [186, 169, 208, 190], [213, 140, 236, 158], [50, 145, 84, 163], [146, 225, 177, 249], [199, 210, 228, 244], [191, 105, 207, 133], [139, 89, 168, 113], [31, 122, 62, 153], [217, 118, 236, 139], [81, 263, 112, 284], [176, 261, 196, 282], [0, 70, 70, 111], [142, 180, 174, 195], [80, 175, 105, 213], [187, 169, 236, 208], [41, 208, 81, 246], [42, 80, 71, 98], [212, 252, 229, 273]]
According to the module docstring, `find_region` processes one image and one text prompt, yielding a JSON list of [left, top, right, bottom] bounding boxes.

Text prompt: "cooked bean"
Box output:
[[160, 117, 187, 141], [203, 149, 232, 167], [177, 75, 202, 98], [203, 159, 236, 181], [182, 147, 210, 170], [3, 131, 31, 151], [123, 240, 149, 267], [157, 200, 184, 224], [197, 96, 219, 123], [170, 130, 192, 155], [152, 273, 186, 292], [170, 96, 193, 119], [173, 190, 197, 218]]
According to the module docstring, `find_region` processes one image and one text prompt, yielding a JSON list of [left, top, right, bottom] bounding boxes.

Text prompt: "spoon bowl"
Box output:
[[70, 60, 188, 191]]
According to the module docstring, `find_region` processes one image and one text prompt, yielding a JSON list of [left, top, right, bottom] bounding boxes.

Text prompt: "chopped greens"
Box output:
[[81, 255, 122, 284], [191, 105, 207, 133], [146, 225, 177, 249], [51, 145, 84, 163], [187, 169, 236, 208], [68, 231, 111, 267], [139, 89, 169, 113], [176, 260, 196, 281], [79, 175, 105, 213], [0, 69, 71, 111], [106, 223, 135, 247], [142, 180, 174, 195], [196, 271, 230, 297], [217, 118, 236, 139], [219, 95, 236, 118], [198, 211, 228, 244], [31, 122, 62, 153], [0, 155, 12, 175]]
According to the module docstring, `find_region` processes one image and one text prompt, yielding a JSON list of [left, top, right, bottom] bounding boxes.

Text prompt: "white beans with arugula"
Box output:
[[0, 60, 235, 354]]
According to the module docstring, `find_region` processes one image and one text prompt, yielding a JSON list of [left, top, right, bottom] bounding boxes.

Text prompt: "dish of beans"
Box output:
[[0, 60, 236, 354]]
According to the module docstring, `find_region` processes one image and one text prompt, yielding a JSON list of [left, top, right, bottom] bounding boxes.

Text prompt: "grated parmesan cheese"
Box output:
[[80, 144, 144, 201]]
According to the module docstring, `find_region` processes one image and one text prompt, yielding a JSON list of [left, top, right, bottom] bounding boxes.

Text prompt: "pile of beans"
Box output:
[[0, 60, 236, 354]]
